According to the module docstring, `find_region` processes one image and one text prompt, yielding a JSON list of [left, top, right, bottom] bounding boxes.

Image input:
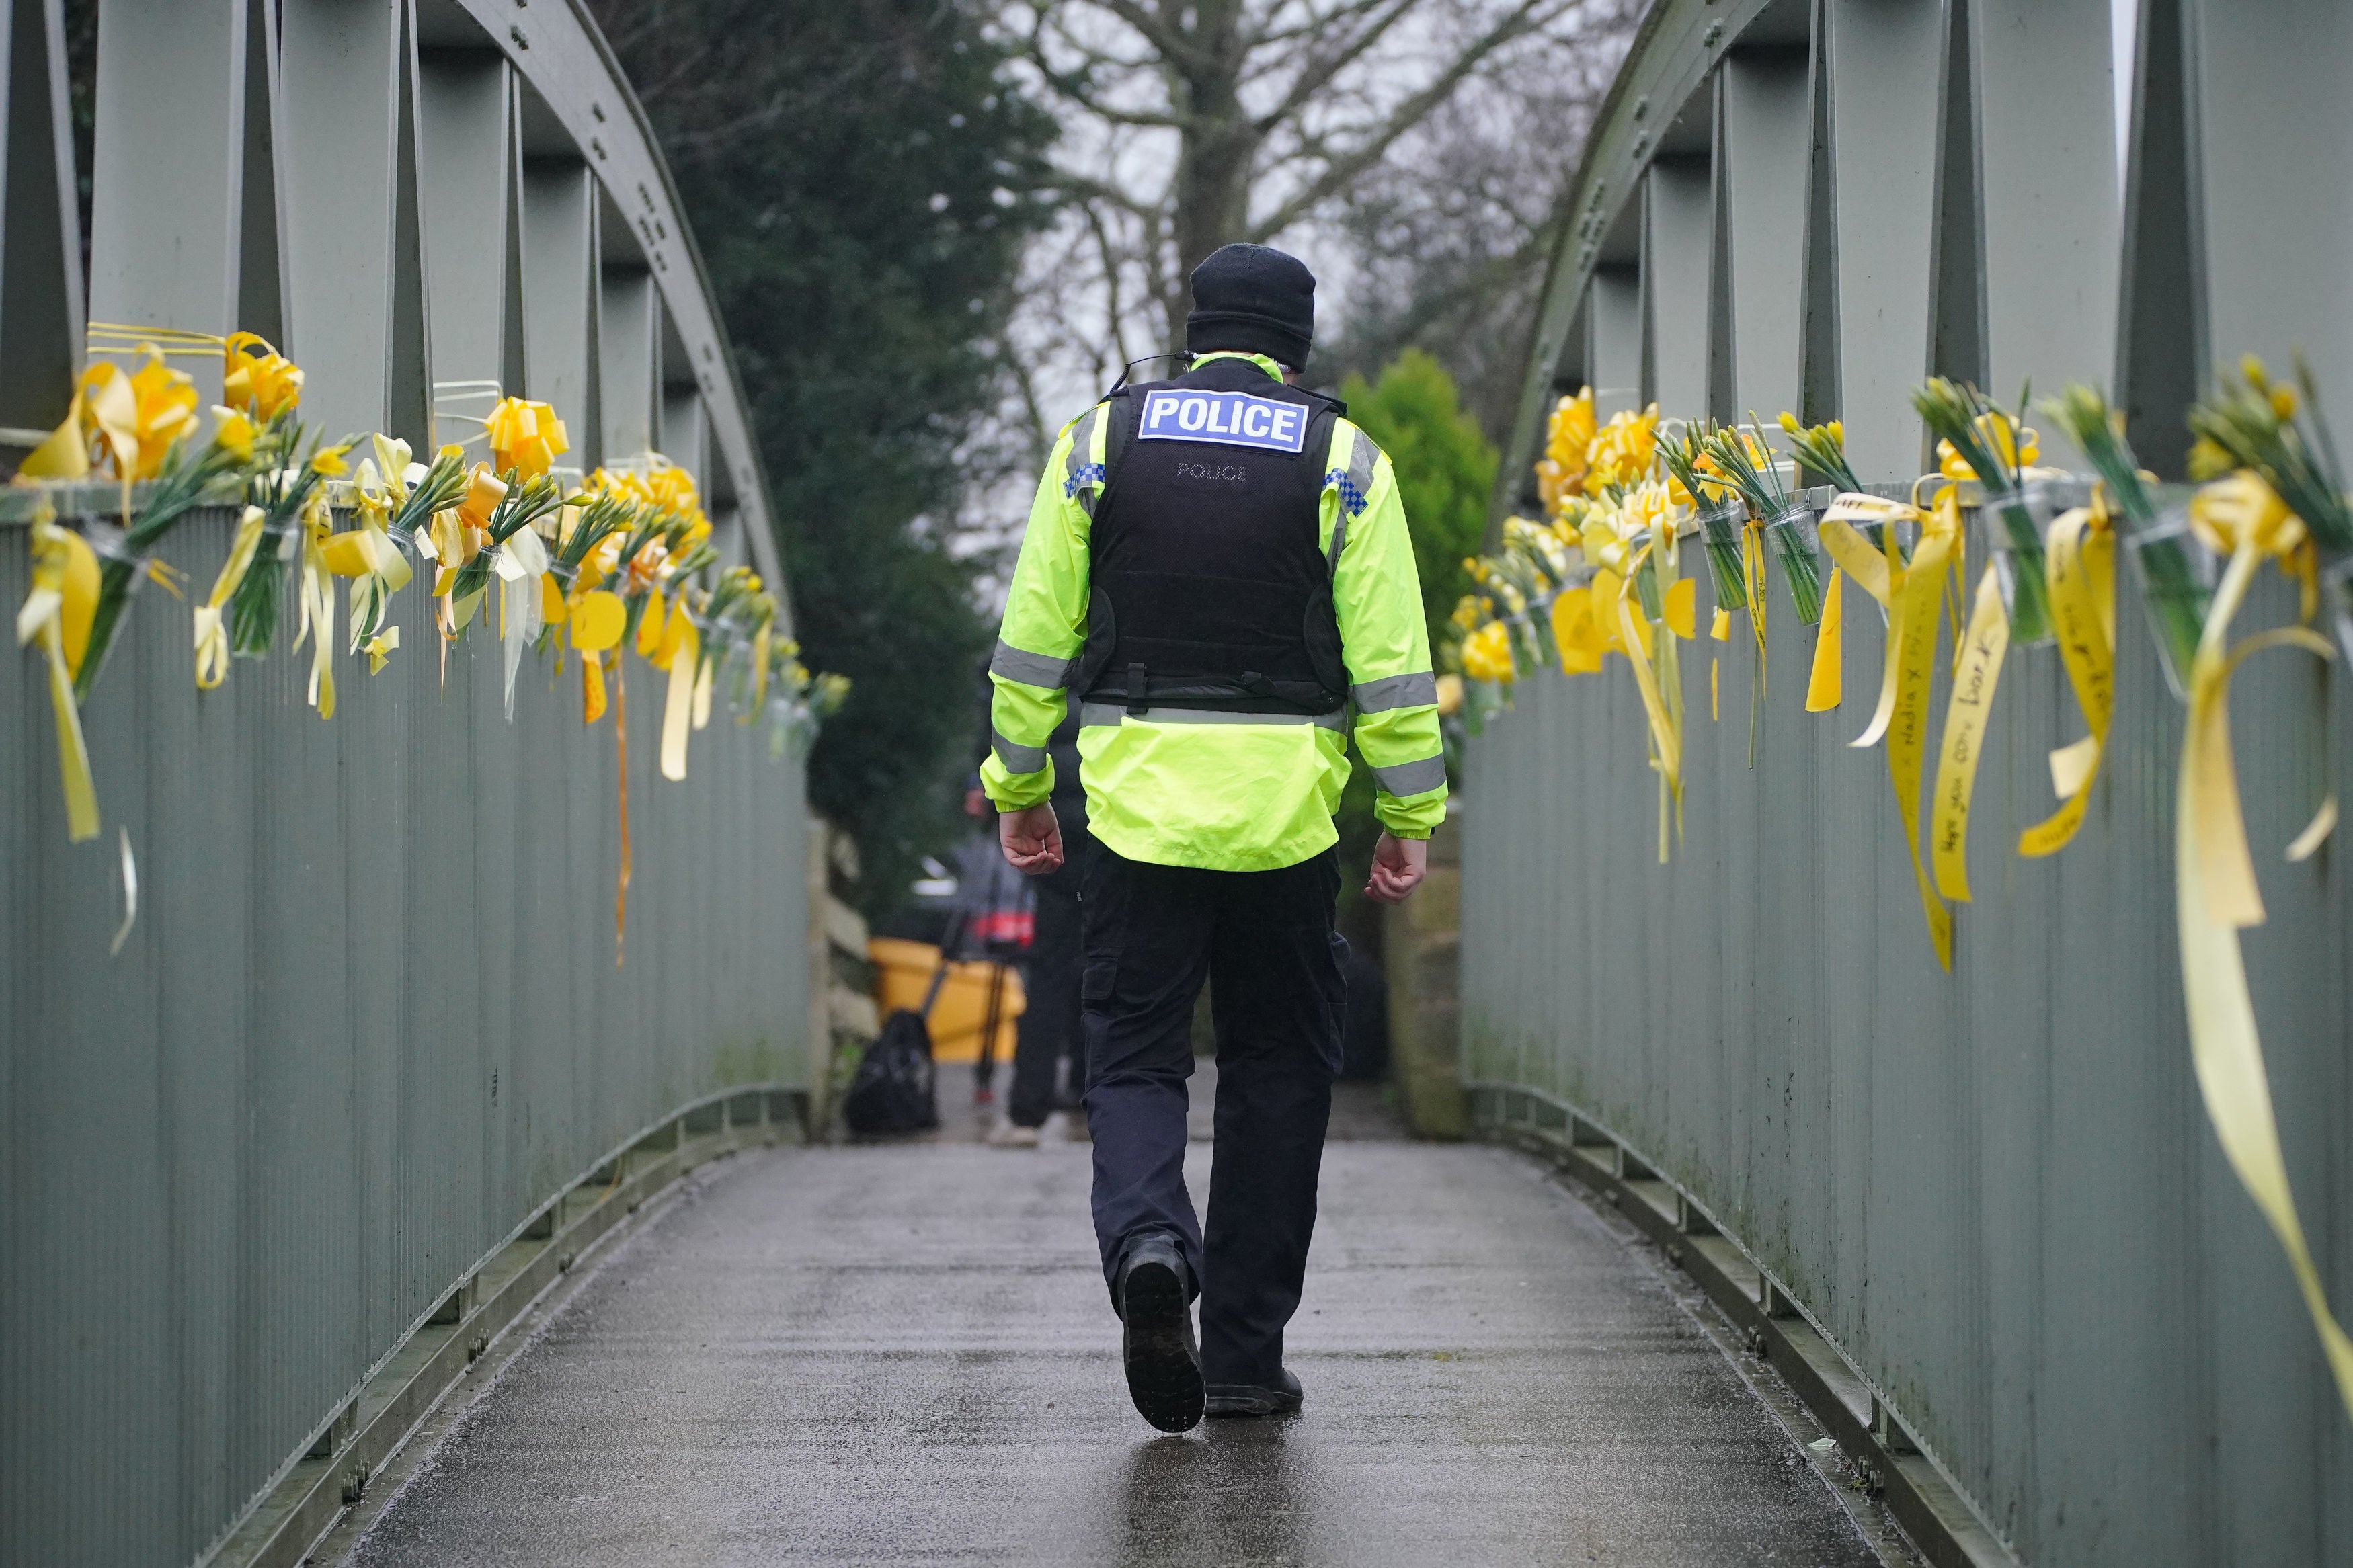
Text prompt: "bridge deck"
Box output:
[[337, 1076, 1892, 1567]]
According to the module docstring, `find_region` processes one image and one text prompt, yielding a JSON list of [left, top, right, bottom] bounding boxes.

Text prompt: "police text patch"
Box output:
[[1135, 389, 1309, 454]]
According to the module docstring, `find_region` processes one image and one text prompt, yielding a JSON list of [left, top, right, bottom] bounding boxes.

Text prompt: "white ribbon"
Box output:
[[497, 527, 549, 719]]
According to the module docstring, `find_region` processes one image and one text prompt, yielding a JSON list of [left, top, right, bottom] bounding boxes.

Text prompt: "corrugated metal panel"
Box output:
[[1460, 563, 2352, 1565], [1, 506, 809, 1565]]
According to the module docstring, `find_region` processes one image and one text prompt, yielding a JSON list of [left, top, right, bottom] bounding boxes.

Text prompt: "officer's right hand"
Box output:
[[998, 803, 1065, 876], [1365, 832, 1427, 903]]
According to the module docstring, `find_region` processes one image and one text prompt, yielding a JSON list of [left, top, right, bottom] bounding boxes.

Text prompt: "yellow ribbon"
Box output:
[[659, 601, 699, 782], [1804, 568, 1843, 712], [2018, 503, 2116, 857], [194, 505, 267, 690], [361, 626, 400, 674], [484, 396, 570, 480], [1741, 519, 1768, 763], [1547, 587, 1599, 675], [1928, 565, 2011, 903], [635, 587, 668, 659], [614, 657, 632, 966], [1613, 558, 1683, 863], [1857, 491, 1959, 968], [325, 497, 414, 676], [1662, 577, 1697, 640], [292, 492, 337, 720], [582, 645, 609, 724], [1819, 493, 1919, 611], [17, 387, 91, 481], [2177, 533, 2352, 1419], [17, 514, 102, 841], [570, 589, 626, 653], [691, 655, 715, 732]]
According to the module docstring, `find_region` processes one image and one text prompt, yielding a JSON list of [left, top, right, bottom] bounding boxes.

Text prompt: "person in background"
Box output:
[[968, 673, 1090, 1147], [982, 243, 1443, 1432]]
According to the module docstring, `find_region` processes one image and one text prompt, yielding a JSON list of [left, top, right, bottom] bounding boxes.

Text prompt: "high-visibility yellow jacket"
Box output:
[[982, 351, 1447, 872]]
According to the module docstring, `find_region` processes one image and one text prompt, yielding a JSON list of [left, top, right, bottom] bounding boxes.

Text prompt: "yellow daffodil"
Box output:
[[1433, 673, 1464, 716], [1582, 403, 1661, 495], [1462, 619, 1513, 683], [211, 405, 256, 464], [1622, 479, 1675, 541], [2185, 435, 2235, 482], [1541, 388, 1596, 507], [223, 333, 305, 419], [1548, 388, 1595, 466], [310, 443, 352, 479], [1936, 411, 2039, 481], [73, 349, 202, 480]]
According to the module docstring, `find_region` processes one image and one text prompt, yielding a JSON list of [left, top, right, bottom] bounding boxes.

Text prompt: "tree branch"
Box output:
[[1244, 0, 1576, 242], [1249, 0, 1422, 136]]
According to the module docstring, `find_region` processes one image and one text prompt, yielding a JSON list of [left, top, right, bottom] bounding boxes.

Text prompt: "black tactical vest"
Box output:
[[1071, 357, 1349, 718]]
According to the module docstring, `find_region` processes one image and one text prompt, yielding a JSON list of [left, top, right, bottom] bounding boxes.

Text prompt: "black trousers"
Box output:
[[1008, 817, 1087, 1128], [1081, 843, 1345, 1387]]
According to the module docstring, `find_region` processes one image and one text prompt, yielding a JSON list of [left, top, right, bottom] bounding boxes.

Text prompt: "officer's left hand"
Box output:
[[999, 802, 1065, 876], [1365, 832, 1427, 903]]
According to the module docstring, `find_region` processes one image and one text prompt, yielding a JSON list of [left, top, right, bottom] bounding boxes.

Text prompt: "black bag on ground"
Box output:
[[842, 917, 958, 1136], [842, 1007, 941, 1135]]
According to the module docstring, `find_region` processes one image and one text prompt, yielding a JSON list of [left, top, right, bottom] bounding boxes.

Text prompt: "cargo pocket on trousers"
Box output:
[[1082, 955, 1119, 1005], [1320, 931, 1351, 1076]]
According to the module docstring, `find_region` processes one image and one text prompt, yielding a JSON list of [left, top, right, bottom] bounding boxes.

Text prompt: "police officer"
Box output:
[[982, 243, 1445, 1432]]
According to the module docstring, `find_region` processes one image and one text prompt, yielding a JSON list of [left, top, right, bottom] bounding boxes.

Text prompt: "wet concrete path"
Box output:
[[346, 1080, 1890, 1566]]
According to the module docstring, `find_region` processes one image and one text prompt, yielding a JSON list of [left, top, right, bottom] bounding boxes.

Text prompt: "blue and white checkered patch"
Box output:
[[1327, 468, 1369, 518]]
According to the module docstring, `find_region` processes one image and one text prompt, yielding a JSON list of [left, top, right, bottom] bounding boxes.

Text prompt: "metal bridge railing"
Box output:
[[1470, 3, 2353, 1565], [1, 4, 813, 1565]]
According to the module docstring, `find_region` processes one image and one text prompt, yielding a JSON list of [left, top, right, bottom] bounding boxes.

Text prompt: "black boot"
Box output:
[[1116, 1236, 1204, 1433], [1205, 1368, 1303, 1417]]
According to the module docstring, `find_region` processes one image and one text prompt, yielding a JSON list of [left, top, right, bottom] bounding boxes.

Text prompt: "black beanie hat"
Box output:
[[1186, 243, 1316, 368]]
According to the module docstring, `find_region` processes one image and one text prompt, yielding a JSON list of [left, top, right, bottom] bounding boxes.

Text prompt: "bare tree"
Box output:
[[1318, 1, 1635, 436], [998, 1, 1638, 404]]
